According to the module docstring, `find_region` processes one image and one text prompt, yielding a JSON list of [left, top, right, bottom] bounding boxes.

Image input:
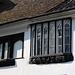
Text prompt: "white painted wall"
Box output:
[[0, 18, 75, 75]]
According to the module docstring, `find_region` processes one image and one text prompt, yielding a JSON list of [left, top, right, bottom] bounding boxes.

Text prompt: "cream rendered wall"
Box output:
[[23, 19, 75, 75]]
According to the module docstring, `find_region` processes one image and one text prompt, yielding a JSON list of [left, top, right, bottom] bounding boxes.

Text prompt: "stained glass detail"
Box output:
[[57, 24, 62, 29], [43, 23, 48, 55], [63, 19, 70, 53], [65, 37, 70, 44], [65, 28, 70, 35], [58, 38, 62, 45], [65, 45, 70, 53], [49, 22, 55, 54], [36, 24, 41, 55], [58, 46, 62, 53], [65, 24, 69, 27], [58, 29, 62, 36], [56, 20, 62, 53]]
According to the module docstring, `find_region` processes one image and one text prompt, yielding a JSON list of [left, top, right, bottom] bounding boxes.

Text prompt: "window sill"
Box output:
[[0, 59, 15, 67], [29, 53, 74, 64]]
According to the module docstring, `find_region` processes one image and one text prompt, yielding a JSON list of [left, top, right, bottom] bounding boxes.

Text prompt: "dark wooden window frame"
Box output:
[[30, 17, 73, 64], [0, 32, 24, 67]]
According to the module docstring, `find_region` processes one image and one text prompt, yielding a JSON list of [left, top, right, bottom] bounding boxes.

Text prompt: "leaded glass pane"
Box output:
[[50, 48, 55, 54], [50, 38, 55, 47], [65, 37, 70, 44], [49, 21, 55, 54], [65, 24, 70, 27], [58, 46, 62, 53], [63, 19, 70, 53], [32, 25, 35, 56], [58, 38, 62, 45], [58, 29, 62, 37], [56, 20, 62, 53], [43, 23, 48, 55], [65, 45, 70, 53], [0, 44, 3, 59], [4, 42, 8, 59], [36, 24, 41, 55], [65, 28, 70, 35], [50, 22, 55, 38], [64, 20, 70, 28]]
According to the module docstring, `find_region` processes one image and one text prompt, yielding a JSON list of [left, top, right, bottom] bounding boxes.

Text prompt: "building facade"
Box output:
[[0, 0, 75, 75]]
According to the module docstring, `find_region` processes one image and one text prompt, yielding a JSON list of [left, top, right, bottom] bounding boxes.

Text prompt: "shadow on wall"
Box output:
[[0, 0, 16, 13]]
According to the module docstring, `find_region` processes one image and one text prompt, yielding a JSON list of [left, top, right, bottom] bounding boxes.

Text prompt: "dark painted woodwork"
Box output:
[[29, 53, 73, 64], [0, 59, 15, 67]]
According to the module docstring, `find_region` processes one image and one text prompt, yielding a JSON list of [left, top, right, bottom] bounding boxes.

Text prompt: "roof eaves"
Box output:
[[0, 2, 75, 26]]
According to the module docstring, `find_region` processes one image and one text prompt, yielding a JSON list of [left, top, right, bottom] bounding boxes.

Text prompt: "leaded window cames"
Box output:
[[30, 18, 73, 64]]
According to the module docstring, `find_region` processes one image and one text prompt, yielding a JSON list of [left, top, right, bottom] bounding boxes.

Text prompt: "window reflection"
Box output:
[[43, 23, 48, 55], [63, 19, 70, 53], [36, 24, 41, 55], [49, 22, 55, 54], [4, 42, 8, 59], [13, 41, 22, 58], [32, 25, 35, 56], [56, 20, 62, 53]]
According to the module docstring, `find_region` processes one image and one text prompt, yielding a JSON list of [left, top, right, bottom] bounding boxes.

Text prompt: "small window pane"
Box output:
[[49, 22, 55, 54], [65, 24, 70, 27], [58, 29, 62, 36], [65, 45, 70, 53], [58, 38, 62, 45], [4, 42, 8, 59], [63, 19, 70, 53], [58, 46, 62, 53], [64, 20, 70, 28], [56, 20, 62, 53], [43, 23, 48, 55], [50, 22, 55, 38], [65, 37, 70, 44], [65, 28, 70, 35], [36, 24, 41, 55], [13, 41, 22, 58], [0, 44, 3, 59], [50, 48, 55, 54], [50, 38, 55, 47], [32, 25, 35, 56]]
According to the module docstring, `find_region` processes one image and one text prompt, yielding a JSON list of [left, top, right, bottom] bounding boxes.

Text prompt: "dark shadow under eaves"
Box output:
[[0, 0, 16, 13]]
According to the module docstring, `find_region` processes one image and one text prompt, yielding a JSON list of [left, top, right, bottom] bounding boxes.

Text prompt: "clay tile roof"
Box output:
[[46, 0, 75, 14], [0, 0, 65, 24]]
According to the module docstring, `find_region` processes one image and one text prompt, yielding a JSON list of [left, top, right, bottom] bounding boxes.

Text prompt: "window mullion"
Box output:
[[48, 22, 49, 54], [55, 21, 56, 54], [70, 18, 72, 53], [62, 20, 63, 53], [35, 25, 36, 55], [2, 42, 5, 59], [41, 23, 43, 55], [30, 25, 32, 56], [7, 43, 10, 59]]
